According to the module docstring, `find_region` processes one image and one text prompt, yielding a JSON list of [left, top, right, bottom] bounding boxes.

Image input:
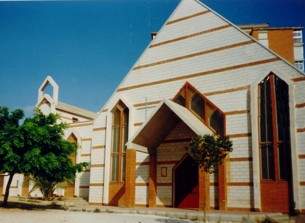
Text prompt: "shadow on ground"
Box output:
[[0, 201, 64, 211]]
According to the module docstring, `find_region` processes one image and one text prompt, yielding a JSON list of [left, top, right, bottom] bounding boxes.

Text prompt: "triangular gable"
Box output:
[[99, 0, 304, 112], [129, 100, 212, 148]]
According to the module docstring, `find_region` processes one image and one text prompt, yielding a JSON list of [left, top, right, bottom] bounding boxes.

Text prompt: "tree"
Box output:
[[188, 134, 233, 173], [21, 111, 87, 199], [0, 106, 25, 207]]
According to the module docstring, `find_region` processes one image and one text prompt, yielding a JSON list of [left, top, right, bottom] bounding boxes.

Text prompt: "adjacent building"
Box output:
[[2, 0, 305, 214], [240, 23, 304, 71]]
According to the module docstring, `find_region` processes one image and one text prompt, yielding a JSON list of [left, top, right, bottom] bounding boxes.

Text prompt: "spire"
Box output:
[[37, 75, 59, 104]]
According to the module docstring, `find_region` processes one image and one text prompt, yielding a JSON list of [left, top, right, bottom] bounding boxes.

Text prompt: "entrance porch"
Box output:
[[123, 100, 228, 210]]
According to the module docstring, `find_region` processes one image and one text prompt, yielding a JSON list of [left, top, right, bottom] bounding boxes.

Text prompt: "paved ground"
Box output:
[[0, 209, 193, 223]]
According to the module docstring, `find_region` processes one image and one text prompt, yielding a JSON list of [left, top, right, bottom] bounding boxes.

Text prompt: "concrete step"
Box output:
[[67, 206, 290, 223]]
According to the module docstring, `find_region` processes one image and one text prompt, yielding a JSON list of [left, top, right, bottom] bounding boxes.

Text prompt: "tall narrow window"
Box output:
[[111, 101, 129, 182], [173, 83, 225, 136], [259, 76, 275, 179], [191, 93, 204, 118], [210, 110, 224, 137], [259, 74, 291, 181], [275, 76, 291, 180]]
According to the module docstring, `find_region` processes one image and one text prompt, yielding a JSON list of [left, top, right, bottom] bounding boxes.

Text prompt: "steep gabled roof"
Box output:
[[129, 100, 212, 148], [99, 0, 304, 112]]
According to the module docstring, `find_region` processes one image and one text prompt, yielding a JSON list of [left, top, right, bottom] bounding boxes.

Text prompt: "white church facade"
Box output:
[[2, 0, 305, 214]]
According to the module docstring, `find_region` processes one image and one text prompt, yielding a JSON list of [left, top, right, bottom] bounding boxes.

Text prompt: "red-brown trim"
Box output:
[[218, 159, 227, 210], [229, 157, 253, 162], [228, 182, 253, 186], [93, 127, 106, 131], [150, 25, 230, 48], [148, 153, 157, 207], [224, 110, 250, 116], [166, 11, 210, 25], [298, 154, 305, 159], [300, 182, 305, 186], [226, 133, 251, 138], [81, 153, 91, 157], [132, 88, 250, 113], [92, 145, 105, 149], [135, 183, 149, 186], [297, 128, 305, 133], [292, 77, 305, 82], [134, 41, 254, 70], [117, 58, 279, 92], [134, 122, 143, 127], [205, 85, 250, 96], [174, 82, 226, 135], [269, 75, 281, 181], [79, 185, 90, 189], [125, 149, 136, 207], [296, 103, 305, 109], [199, 166, 210, 210]]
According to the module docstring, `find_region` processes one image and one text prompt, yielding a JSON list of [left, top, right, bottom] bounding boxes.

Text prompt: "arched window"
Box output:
[[259, 74, 291, 180], [210, 110, 224, 136], [191, 93, 204, 118], [67, 133, 77, 164], [173, 83, 225, 136], [111, 101, 129, 182], [175, 94, 186, 106]]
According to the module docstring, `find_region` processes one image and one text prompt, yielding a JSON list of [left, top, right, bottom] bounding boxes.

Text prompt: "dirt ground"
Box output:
[[0, 209, 193, 223]]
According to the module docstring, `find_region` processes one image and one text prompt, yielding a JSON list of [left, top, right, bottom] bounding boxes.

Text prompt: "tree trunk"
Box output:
[[2, 173, 14, 207]]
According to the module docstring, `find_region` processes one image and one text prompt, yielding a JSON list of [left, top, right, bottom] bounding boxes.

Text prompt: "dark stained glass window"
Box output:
[[191, 93, 204, 118], [259, 74, 291, 181]]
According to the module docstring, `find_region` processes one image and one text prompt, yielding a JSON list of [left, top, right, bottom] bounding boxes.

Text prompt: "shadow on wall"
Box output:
[[247, 91, 255, 209], [109, 183, 125, 206]]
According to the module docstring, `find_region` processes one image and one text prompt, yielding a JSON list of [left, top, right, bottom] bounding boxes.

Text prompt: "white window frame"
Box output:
[[293, 30, 303, 44]]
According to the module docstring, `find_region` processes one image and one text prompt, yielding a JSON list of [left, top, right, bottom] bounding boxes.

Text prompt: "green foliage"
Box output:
[[188, 134, 233, 173], [0, 106, 88, 203], [0, 106, 26, 206], [21, 110, 88, 199], [0, 106, 25, 173]]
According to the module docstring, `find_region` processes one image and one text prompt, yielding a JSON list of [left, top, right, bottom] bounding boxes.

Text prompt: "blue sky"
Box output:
[[0, 0, 304, 116]]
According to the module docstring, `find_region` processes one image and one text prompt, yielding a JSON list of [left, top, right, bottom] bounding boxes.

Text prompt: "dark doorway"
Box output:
[[174, 155, 199, 208]]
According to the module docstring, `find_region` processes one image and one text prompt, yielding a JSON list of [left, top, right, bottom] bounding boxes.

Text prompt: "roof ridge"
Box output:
[[57, 101, 97, 119]]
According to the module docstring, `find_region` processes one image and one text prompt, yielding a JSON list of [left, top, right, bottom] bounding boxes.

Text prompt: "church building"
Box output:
[[2, 0, 305, 214]]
